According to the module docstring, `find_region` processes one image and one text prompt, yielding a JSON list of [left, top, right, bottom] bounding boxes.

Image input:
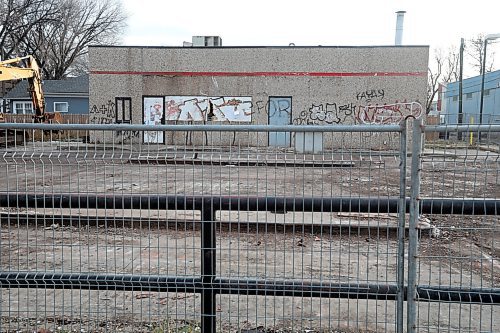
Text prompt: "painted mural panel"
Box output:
[[165, 96, 252, 122], [210, 96, 252, 122], [165, 96, 206, 121], [143, 97, 164, 143]]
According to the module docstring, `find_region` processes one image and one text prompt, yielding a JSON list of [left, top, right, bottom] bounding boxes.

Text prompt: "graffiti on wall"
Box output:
[[291, 87, 421, 125], [116, 130, 140, 140], [293, 103, 357, 125], [358, 102, 423, 124], [89, 100, 115, 124], [293, 101, 422, 125], [252, 100, 270, 115], [165, 96, 252, 122], [90, 100, 142, 142], [256, 98, 292, 117], [356, 89, 385, 102]]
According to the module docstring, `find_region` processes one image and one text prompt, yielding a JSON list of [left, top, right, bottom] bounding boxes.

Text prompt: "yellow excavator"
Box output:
[[0, 55, 62, 145], [0, 55, 62, 123]]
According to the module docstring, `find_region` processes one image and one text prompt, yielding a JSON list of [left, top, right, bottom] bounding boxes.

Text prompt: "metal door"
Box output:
[[268, 97, 292, 146]]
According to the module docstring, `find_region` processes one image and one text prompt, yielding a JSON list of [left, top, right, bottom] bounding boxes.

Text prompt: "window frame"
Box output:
[[13, 101, 33, 114], [54, 101, 69, 113], [115, 97, 132, 124]]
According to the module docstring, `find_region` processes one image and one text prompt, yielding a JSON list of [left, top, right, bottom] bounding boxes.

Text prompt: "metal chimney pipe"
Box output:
[[395, 11, 406, 45]]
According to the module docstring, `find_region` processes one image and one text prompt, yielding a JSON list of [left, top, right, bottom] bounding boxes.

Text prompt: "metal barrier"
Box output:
[[0, 122, 498, 333], [416, 123, 500, 333]]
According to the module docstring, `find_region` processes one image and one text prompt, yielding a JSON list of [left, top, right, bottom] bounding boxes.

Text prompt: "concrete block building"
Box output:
[[89, 45, 428, 148]]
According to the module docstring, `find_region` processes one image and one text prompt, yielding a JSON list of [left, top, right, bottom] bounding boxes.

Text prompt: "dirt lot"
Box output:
[[0, 141, 499, 332]]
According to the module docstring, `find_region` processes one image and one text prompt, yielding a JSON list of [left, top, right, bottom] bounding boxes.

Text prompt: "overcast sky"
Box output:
[[120, 0, 500, 74]]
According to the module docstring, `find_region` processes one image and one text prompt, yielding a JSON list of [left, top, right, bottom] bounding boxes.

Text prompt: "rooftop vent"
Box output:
[[191, 36, 222, 47]]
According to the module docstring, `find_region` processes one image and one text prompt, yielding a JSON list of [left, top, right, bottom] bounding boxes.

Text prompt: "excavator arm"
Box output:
[[0, 56, 46, 123]]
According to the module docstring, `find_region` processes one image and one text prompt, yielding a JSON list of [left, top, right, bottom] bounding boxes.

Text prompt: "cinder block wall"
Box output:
[[89, 46, 428, 148]]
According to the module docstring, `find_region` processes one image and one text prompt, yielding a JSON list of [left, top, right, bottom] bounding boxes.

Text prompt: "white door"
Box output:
[[143, 97, 165, 144]]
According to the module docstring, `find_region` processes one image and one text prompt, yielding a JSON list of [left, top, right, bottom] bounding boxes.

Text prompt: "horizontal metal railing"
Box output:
[[0, 193, 498, 215], [1, 272, 497, 304], [0, 123, 404, 132]]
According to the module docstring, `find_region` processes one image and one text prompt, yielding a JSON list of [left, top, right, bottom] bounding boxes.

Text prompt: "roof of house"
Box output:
[[5, 75, 88, 99]]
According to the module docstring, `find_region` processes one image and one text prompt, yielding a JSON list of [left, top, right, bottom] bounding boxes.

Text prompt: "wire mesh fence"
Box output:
[[0, 122, 498, 333], [416, 123, 500, 333]]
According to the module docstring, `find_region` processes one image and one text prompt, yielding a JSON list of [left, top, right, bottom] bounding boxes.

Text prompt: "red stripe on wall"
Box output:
[[91, 70, 427, 77]]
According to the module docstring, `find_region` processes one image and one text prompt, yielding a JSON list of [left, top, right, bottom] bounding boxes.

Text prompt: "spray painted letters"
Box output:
[[89, 100, 115, 124], [165, 96, 252, 122], [356, 89, 385, 102], [358, 102, 423, 124], [293, 103, 356, 125]]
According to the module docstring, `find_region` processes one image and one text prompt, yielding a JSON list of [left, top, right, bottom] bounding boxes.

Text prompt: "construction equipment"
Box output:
[[0, 55, 61, 124], [0, 55, 63, 146]]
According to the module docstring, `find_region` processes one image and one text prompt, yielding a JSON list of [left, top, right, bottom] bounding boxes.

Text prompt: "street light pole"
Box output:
[[458, 39, 464, 131], [479, 34, 500, 127]]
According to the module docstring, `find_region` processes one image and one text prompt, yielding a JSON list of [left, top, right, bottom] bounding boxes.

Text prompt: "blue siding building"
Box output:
[[4, 75, 88, 115], [443, 70, 500, 125]]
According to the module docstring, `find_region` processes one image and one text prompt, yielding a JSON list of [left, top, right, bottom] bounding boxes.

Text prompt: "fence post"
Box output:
[[407, 118, 423, 332], [396, 120, 408, 333], [201, 198, 216, 333]]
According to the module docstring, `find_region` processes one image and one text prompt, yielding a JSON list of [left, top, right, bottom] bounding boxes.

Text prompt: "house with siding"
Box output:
[[4, 75, 88, 115]]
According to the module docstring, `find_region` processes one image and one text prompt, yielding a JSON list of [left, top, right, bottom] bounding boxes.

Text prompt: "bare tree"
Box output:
[[21, 0, 126, 79], [427, 53, 442, 114], [0, 0, 58, 59], [445, 47, 461, 82], [2, 0, 126, 79], [426, 47, 461, 114], [467, 34, 495, 75]]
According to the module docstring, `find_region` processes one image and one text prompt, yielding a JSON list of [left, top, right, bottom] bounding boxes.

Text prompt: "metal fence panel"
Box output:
[[415, 123, 500, 333], [0, 122, 498, 333], [1, 124, 406, 333]]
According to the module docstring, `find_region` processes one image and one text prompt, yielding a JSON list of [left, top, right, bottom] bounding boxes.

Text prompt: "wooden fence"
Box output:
[[3, 114, 88, 124], [2, 114, 89, 141]]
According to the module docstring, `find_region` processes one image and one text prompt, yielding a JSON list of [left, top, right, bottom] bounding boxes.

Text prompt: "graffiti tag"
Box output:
[[358, 102, 423, 124]]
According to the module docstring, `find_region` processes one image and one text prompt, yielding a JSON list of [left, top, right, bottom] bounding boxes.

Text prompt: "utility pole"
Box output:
[[458, 38, 464, 140], [479, 34, 500, 135], [1, 47, 5, 114]]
